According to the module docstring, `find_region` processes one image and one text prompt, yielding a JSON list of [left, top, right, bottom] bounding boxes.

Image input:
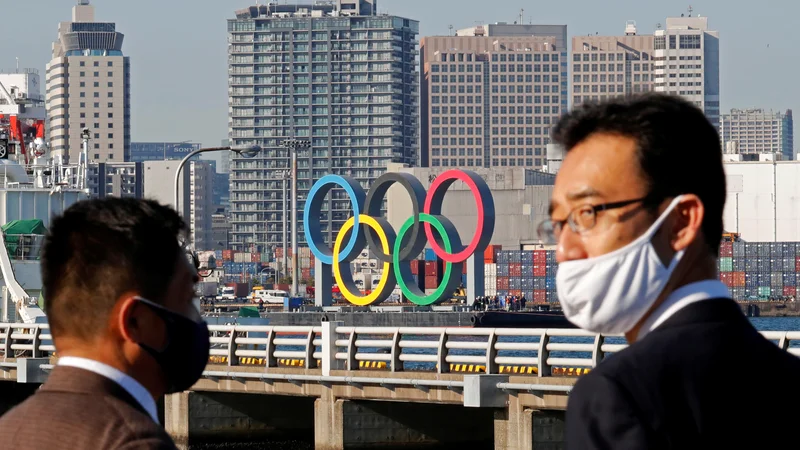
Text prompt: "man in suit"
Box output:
[[0, 198, 210, 449], [539, 93, 800, 449]]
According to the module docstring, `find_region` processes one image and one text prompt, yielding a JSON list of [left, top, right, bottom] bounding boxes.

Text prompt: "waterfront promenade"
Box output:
[[3, 321, 800, 449]]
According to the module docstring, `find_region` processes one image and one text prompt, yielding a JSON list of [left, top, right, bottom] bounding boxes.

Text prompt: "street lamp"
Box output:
[[281, 138, 311, 298], [173, 144, 262, 223]]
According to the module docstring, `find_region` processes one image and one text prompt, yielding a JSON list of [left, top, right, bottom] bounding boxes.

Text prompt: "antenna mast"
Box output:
[[519, 8, 524, 25], [687, 5, 693, 16]]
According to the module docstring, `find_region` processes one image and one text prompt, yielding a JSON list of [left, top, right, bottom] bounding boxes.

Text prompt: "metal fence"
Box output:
[[4, 322, 800, 377]]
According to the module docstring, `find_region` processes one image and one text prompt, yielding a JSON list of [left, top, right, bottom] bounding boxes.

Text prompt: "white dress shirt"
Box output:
[[57, 356, 159, 423], [635, 279, 731, 342]]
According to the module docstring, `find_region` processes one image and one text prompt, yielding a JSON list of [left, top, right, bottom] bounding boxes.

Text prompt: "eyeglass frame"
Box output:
[[537, 196, 653, 244]]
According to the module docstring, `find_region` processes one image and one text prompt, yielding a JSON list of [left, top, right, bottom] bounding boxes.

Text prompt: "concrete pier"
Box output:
[[494, 395, 565, 450]]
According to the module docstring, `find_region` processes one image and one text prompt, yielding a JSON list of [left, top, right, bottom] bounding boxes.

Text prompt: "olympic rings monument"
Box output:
[[304, 169, 495, 307]]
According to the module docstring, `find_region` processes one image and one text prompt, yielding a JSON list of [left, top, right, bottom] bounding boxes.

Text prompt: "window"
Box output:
[[80, 102, 85, 107], [79, 92, 86, 98], [94, 82, 99, 87], [108, 123, 113, 128], [94, 92, 99, 98], [108, 113, 113, 118], [93, 143, 99, 149], [108, 61, 113, 67], [94, 102, 100, 108], [94, 113, 99, 118], [94, 133, 99, 139], [107, 102, 113, 108], [80, 71, 85, 77], [109, 144, 114, 149], [107, 72, 113, 77], [94, 154, 99, 159], [80, 62, 85, 67], [108, 92, 113, 98], [79, 82, 85, 87], [108, 82, 113, 88], [108, 133, 113, 139], [80, 113, 85, 118], [93, 123, 99, 129], [93, 72, 99, 77], [79, 123, 86, 128]]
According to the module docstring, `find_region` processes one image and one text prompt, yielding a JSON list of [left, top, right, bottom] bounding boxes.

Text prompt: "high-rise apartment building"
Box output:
[[227, 1, 419, 252], [46, 0, 131, 163], [653, 15, 720, 128], [720, 109, 794, 160], [571, 21, 654, 105]]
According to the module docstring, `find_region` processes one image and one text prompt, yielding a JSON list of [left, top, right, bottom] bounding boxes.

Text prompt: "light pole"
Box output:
[[281, 138, 311, 298], [174, 145, 262, 240], [270, 169, 291, 284]]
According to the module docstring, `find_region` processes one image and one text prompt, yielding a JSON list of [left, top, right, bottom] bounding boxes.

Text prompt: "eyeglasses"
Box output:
[[537, 197, 648, 244]]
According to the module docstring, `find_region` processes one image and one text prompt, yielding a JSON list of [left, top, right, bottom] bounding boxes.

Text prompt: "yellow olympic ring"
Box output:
[[332, 214, 393, 306]]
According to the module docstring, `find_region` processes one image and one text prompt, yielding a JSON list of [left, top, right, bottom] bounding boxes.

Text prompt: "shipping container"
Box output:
[[732, 272, 745, 287], [718, 257, 733, 272], [509, 263, 521, 277], [497, 264, 508, 277], [533, 290, 547, 304], [424, 248, 436, 261], [719, 242, 733, 257], [784, 286, 797, 297], [720, 273, 732, 287], [222, 250, 233, 261], [496, 277, 509, 291], [533, 250, 546, 265], [410, 260, 420, 275], [484, 244, 502, 263], [533, 265, 546, 277], [424, 261, 438, 276]]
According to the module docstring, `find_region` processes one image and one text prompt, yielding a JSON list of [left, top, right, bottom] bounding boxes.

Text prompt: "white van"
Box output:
[[252, 289, 289, 304]]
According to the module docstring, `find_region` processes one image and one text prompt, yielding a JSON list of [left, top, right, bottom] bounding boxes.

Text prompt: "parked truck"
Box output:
[[196, 281, 218, 301]]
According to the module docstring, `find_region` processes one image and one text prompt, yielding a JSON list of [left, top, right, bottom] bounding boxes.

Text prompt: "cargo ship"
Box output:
[[0, 69, 90, 324]]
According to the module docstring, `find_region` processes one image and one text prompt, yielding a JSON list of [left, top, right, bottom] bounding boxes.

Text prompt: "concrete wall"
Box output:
[[723, 161, 800, 242], [386, 165, 553, 249]]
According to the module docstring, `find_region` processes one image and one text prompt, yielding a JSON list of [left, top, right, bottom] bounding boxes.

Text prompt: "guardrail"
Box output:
[[3, 322, 800, 377]]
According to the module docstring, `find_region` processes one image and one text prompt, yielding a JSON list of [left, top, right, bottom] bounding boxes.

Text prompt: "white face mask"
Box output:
[[556, 196, 685, 334]]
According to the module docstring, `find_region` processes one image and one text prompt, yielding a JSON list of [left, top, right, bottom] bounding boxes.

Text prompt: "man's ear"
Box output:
[[671, 194, 705, 253], [116, 295, 142, 343]]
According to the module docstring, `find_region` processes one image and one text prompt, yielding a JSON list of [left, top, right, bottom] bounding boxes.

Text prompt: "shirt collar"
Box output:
[[635, 279, 731, 342], [57, 356, 159, 424]]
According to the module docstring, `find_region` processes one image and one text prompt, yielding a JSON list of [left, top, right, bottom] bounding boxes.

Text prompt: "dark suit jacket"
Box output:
[[566, 298, 800, 450], [0, 365, 177, 450]]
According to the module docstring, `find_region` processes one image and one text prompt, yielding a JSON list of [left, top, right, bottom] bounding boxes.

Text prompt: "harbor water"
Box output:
[[191, 317, 800, 450]]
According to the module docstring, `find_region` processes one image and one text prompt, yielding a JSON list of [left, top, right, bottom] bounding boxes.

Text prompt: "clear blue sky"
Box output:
[[1, 0, 796, 150]]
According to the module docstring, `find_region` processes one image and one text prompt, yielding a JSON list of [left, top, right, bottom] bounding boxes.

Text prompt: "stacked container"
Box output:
[[719, 241, 800, 301], [495, 250, 559, 304]]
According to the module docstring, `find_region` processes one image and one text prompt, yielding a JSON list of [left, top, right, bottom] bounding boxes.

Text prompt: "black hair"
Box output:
[[551, 93, 726, 256], [41, 198, 188, 341]]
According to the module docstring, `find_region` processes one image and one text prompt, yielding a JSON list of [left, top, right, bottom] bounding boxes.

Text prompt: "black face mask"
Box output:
[[134, 297, 210, 394]]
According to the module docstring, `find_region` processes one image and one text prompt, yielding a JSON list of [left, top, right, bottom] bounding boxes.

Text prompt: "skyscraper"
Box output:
[[653, 14, 720, 128], [46, 0, 131, 163], [227, 0, 419, 252], [421, 34, 564, 169], [571, 21, 655, 105]]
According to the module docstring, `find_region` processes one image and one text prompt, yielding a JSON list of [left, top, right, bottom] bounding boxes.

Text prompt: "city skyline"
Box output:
[[1, 0, 797, 152]]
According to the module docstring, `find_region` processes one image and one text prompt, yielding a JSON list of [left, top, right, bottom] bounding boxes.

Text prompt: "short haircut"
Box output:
[[551, 93, 726, 256], [42, 198, 188, 341]]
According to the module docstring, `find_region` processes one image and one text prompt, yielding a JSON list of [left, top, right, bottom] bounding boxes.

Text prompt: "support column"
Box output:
[[493, 396, 565, 450], [466, 254, 485, 306], [314, 392, 344, 450], [315, 259, 332, 307], [164, 392, 191, 450]]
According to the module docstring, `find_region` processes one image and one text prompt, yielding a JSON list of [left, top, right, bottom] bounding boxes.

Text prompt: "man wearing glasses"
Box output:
[[541, 93, 800, 449]]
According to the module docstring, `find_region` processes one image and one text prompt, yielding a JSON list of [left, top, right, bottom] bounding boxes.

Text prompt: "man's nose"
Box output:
[[555, 225, 588, 264]]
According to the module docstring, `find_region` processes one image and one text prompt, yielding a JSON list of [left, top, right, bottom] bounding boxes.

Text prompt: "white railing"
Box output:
[[3, 322, 800, 377]]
